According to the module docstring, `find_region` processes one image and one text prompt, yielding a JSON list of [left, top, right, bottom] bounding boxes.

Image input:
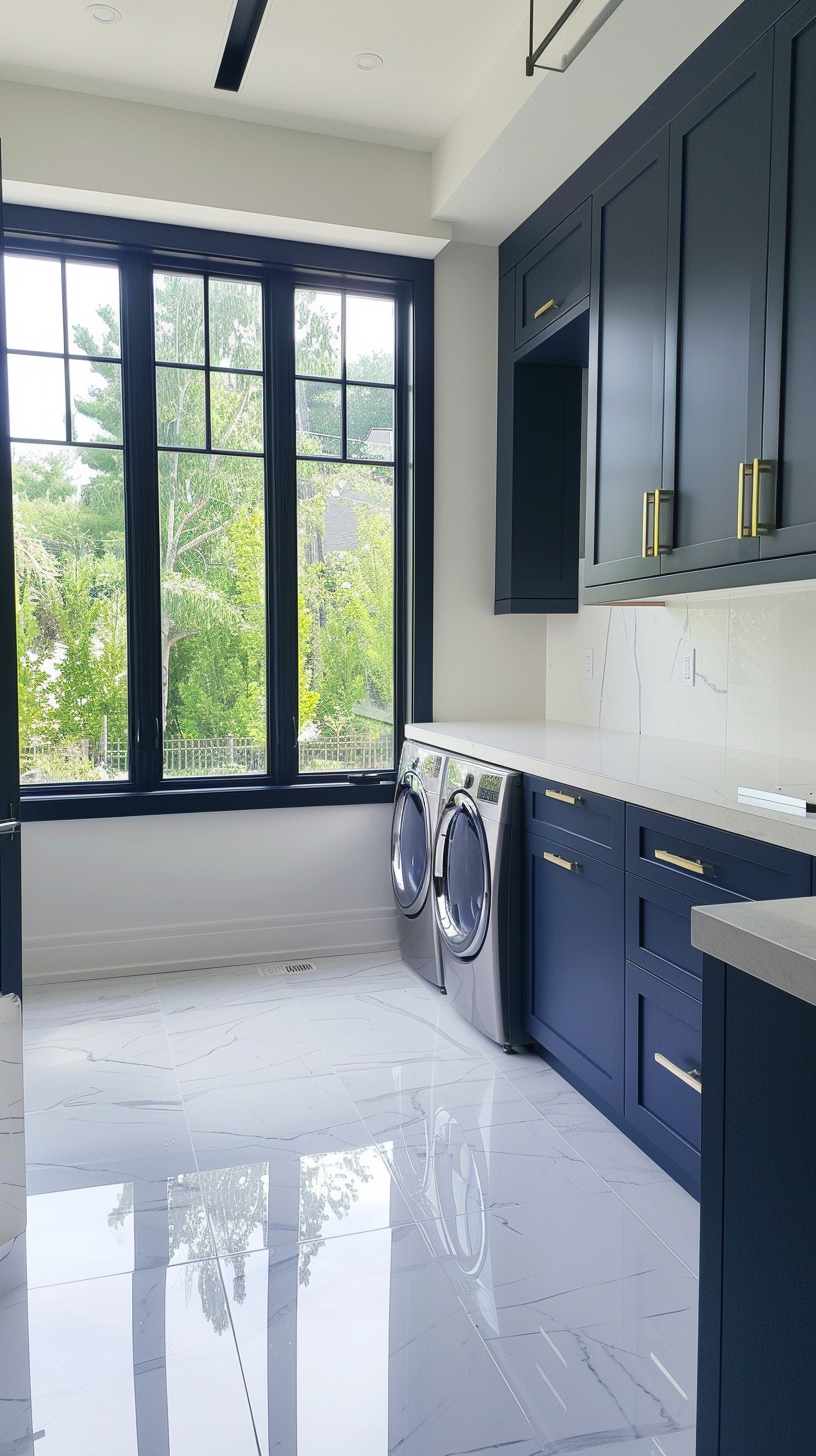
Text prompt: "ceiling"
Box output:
[[0, 0, 530, 150]]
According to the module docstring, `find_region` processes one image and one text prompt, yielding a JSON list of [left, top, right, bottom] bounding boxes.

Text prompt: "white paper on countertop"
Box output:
[[0, 994, 26, 1245]]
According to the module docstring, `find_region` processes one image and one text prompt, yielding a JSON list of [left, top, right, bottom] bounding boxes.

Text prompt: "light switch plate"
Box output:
[[682, 648, 696, 687], [584, 649, 594, 680]]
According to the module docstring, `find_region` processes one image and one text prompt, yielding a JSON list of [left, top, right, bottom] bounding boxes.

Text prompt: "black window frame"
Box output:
[[4, 205, 434, 822]]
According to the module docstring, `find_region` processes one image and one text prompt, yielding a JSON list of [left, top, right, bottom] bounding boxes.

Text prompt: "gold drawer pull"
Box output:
[[534, 297, 557, 319], [543, 851, 580, 872], [642, 489, 675, 558], [654, 849, 711, 876], [654, 1052, 702, 1093], [737, 458, 777, 539], [545, 788, 583, 806]]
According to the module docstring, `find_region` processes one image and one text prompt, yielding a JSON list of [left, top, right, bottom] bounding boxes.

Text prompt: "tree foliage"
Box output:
[[13, 275, 395, 782]]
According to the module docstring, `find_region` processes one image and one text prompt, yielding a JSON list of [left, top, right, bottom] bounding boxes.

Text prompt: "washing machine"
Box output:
[[391, 740, 446, 988], [432, 756, 523, 1050]]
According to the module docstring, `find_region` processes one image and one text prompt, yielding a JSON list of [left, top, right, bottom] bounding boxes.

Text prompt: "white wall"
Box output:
[[432, 241, 548, 719], [0, 78, 450, 257], [22, 804, 398, 985], [547, 566, 816, 760]]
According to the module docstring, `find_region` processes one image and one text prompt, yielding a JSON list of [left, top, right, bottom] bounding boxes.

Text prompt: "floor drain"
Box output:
[[258, 961, 317, 977]]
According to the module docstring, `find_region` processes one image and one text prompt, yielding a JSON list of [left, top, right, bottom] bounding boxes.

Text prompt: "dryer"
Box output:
[[432, 756, 523, 1050], [391, 740, 446, 988]]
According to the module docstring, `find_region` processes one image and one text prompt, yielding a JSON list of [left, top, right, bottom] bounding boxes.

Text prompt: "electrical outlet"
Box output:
[[584, 649, 594, 680], [682, 648, 696, 687]]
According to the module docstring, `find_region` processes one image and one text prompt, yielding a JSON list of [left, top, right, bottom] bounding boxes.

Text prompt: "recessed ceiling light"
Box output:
[[355, 53, 383, 71], [86, 4, 121, 22]]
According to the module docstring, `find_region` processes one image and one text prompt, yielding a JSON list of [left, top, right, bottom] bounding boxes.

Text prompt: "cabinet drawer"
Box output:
[[625, 962, 702, 1192], [625, 873, 722, 999], [626, 805, 811, 902], [515, 201, 591, 351], [525, 775, 624, 867], [526, 831, 624, 1111]]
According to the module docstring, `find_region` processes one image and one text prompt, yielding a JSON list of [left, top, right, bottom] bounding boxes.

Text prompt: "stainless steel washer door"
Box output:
[[433, 792, 491, 959], [391, 771, 431, 917]]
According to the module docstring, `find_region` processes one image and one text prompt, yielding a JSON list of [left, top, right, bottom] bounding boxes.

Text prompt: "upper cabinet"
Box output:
[[761, 0, 816, 561], [514, 201, 591, 352], [498, 0, 816, 610], [660, 38, 773, 580], [585, 134, 669, 590]]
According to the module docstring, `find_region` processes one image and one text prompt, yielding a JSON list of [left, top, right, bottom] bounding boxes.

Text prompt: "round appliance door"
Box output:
[[391, 771, 432, 917], [433, 791, 490, 959]]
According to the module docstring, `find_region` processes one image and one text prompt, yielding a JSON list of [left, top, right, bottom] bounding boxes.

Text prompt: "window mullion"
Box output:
[[120, 255, 163, 791], [266, 273, 298, 785]]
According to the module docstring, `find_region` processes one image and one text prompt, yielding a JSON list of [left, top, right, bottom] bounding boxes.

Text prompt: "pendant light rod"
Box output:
[[527, 0, 585, 75]]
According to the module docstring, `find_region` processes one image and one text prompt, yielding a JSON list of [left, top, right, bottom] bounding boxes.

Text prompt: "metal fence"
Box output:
[[22, 730, 393, 780], [299, 731, 393, 772]]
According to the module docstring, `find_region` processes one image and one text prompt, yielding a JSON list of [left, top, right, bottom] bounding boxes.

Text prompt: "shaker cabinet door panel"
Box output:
[[660, 37, 774, 576], [526, 831, 625, 1112], [585, 134, 669, 587], [761, 0, 816, 560]]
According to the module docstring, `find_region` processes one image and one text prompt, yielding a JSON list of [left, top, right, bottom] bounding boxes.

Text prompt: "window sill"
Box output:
[[20, 778, 396, 822]]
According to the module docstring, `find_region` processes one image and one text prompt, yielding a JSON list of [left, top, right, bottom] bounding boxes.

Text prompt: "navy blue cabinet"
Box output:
[[525, 828, 625, 1113], [697, 958, 816, 1453], [625, 962, 702, 1192], [585, 133, 669, 589], [524, 780, 813, 1195]]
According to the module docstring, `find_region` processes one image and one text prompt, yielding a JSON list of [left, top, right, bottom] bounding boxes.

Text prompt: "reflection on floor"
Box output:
[[0, 953, 699, 1455]]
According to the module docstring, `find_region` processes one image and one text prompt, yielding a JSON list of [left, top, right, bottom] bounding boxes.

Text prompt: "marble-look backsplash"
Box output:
[[546, 568, 816, 760]]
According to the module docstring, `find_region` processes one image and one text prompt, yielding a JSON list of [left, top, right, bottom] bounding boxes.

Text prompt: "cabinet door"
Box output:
[[585, 133, 669, 588], [660, 37, 773, 578], [526, 831, 624, 1111], [514, 201, 591, 352], [624, 962, 702, 1193], [761, 0, 816, 561]]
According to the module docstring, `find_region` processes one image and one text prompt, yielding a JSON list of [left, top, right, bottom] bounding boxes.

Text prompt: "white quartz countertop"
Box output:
[[691, 897, 816, 1008], [405, 719, 816, 857]]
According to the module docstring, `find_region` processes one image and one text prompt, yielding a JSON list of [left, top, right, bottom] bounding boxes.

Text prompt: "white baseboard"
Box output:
[[23, 905, 401, 985]]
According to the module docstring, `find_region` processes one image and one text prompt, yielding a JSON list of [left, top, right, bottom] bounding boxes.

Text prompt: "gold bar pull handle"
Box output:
[[543, 851, 581, 872], [642, 491, 655, 557], [654, 1052, 702, 1093], [654, 848, 712, 876], [545, 788, 584, 806], [753, 458, 777, 535], [737, 460, 752, 538], [534, 297, 558, 320], [738, 459, 777, 538], [643, 491, 674, 557]]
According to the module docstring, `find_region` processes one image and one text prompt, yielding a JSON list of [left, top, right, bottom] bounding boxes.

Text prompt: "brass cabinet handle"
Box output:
[[545, 788, 583, 806], [642, 490, 674, 558], [534, 297, 558, 320], [737, 458, 777, 538], [654, 848, 711, 876], [654, 1052, 702, 1093], [543, 851, 580, 872]]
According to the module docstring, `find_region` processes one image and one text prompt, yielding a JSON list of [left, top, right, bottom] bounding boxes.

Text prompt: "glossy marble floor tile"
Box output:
[[17, 952, 700, 1455]]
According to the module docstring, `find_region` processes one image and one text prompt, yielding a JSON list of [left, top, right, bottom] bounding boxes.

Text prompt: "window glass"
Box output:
[[5, 253, 129, 785], [154, 272, 267, 779], [154, 272, 205, 364], [346, 295, 395, 383], [4, 255, 64, 352], [295, 290, 341, 378], [297, 462, 393, 774], [295, 288, 397, 774]]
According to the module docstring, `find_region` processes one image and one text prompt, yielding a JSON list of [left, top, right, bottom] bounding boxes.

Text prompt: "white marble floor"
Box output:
[[0, 953, 700, 1456]]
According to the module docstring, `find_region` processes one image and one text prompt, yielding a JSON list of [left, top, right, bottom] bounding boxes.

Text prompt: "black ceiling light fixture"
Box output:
[[526, 0, 624, 76], [214, 0, 270, 92]]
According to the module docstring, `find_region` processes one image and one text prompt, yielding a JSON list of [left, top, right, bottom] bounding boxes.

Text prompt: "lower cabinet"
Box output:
[[524, 786, 813, 1198], [526, 830, 624, 1113], [624, 962, 702, 1191]]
